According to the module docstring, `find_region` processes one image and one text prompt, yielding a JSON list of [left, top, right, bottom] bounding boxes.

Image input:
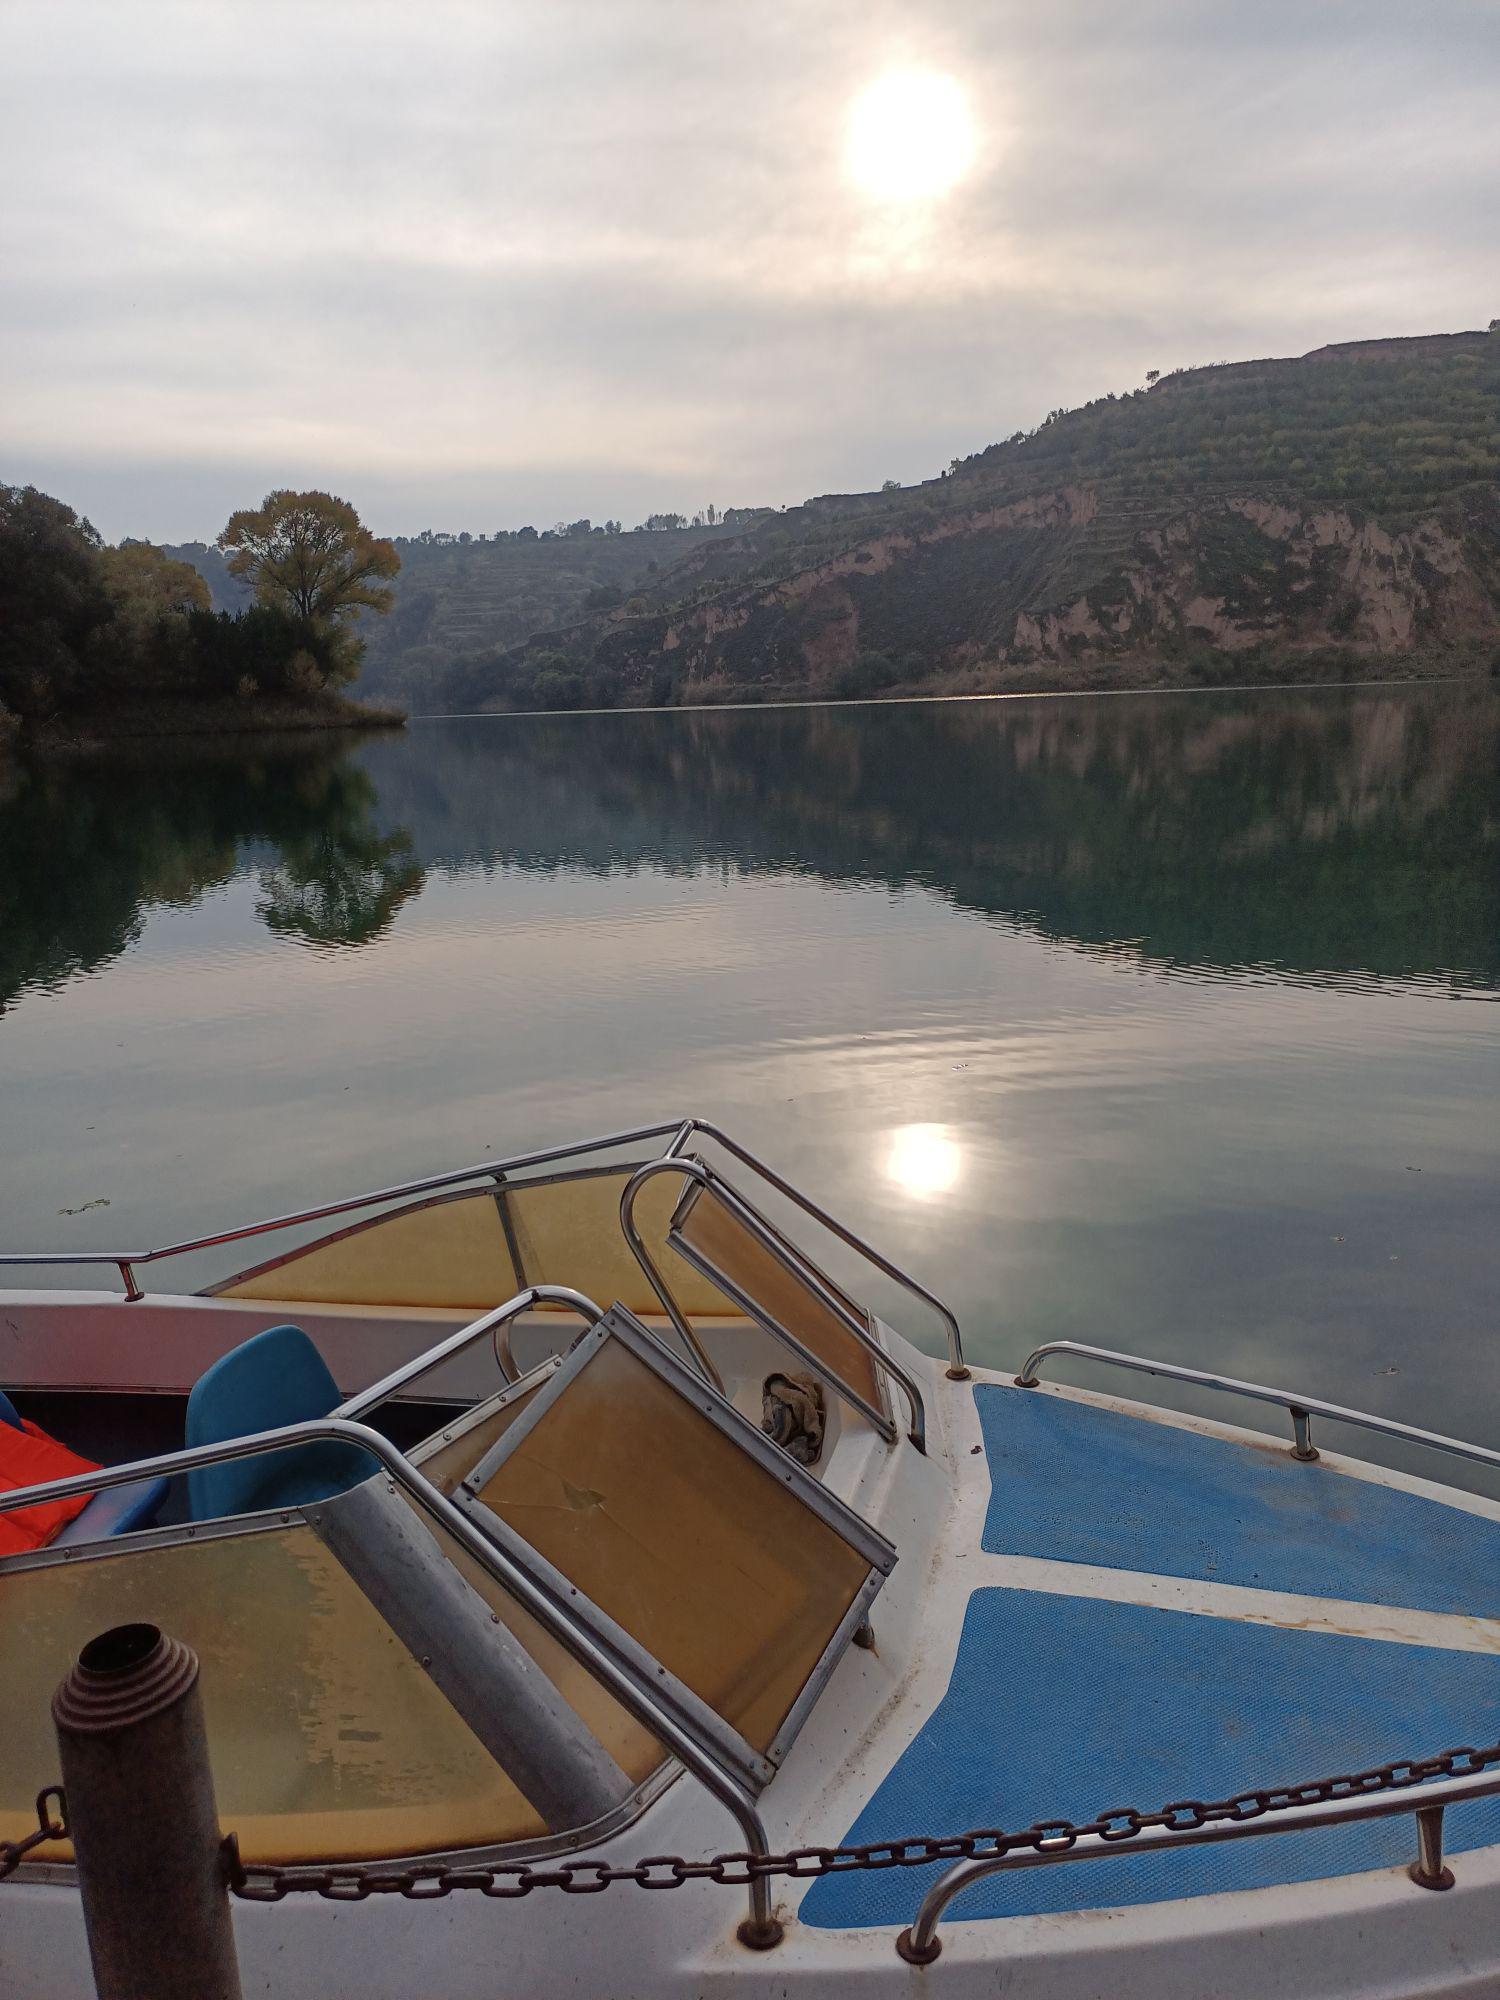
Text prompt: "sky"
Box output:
[[2, 0, 1497, 544]]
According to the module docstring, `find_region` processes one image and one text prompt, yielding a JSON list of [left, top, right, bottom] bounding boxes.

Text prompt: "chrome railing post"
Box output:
[[1290, 1405, 1319, 1462], [1410, 1804, 1454, 1890]]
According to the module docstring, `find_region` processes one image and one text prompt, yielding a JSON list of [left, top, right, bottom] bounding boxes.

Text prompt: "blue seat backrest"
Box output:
[[185, 1324, 374, 1522], [0, 1390, 20, 1430]]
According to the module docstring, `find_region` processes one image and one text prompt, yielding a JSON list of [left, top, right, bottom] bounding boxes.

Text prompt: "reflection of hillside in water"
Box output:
[[4, 688, 1494, 1012], [365, 688, 1500, 991], [0, 738, 425, 1013]]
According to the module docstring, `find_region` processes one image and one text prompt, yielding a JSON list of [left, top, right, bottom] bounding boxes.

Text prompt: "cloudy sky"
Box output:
[[3, 0, 1496, 543]]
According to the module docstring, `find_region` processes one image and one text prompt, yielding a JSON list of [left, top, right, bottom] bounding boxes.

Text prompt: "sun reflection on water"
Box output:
[[885, 1123, 963, 1200]]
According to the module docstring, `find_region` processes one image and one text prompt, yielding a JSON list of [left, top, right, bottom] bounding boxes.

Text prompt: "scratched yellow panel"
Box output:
[[472, 1335, 873, 1755], [0, 1521, 664, 1865]]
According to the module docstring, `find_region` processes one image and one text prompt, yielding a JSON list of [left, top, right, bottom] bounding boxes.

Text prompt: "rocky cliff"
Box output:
[[467, 329, 1500, 709]]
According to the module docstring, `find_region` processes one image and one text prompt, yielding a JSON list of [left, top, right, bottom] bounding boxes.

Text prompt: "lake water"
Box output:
[[2, 683, 1497, 1484]]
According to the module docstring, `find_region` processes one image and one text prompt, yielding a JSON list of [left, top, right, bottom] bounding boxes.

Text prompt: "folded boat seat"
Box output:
[[0, 1389, 170, 1549], [185, 1323, 376, 1523]]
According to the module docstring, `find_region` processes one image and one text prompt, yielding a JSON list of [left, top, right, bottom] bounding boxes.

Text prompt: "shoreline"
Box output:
[[408, 658, 1494, 724], [10, 693, 407, 755]]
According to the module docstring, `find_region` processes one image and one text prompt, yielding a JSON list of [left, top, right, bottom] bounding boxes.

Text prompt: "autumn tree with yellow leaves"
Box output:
[[218, 491, 399, 685]]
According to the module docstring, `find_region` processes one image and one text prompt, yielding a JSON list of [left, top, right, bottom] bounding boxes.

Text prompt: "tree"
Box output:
[[0, 485, 112, 714], [217, 491, 399, 682], [881, 478, 902, 491], [1146, 369, 1161, 386], [89, 544, 212, 694], [100, 543, 210, 622], [1490, 319, 1500, 334]]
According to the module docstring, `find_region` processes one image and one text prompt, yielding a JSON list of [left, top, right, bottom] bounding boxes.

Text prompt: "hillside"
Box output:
[[167, 520, 749, 710], [463, 329, 1500, 711]]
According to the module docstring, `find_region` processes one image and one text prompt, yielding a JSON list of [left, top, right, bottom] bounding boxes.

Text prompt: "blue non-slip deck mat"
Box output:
[[800, 1588, 1500, 1926], [976, 1384, 1500, 1618]]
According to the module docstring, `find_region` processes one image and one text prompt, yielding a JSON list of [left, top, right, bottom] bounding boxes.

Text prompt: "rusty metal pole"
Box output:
[[52, 1622, 243, 2000]]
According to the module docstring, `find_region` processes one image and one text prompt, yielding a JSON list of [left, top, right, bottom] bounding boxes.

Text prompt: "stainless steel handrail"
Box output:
[[0, 1412, 782, 1944], [0, 1118, 968, 1398], [335, 1286, 604, 1414], [1015, 1340, 1500, 1474], [898, 1764, 1500, 1963], [621, 1158, 927, 1451], [670, 1118, 969, 1379], [0, 1120, 690, 1301]]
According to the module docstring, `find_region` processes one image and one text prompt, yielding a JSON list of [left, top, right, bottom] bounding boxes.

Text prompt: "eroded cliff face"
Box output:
[[648, 487, 1097, 682], [1007, 497, 1500, 668], [597, 486, 1499, 700]]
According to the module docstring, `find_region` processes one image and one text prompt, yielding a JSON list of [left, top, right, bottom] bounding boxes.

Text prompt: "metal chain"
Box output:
[[219, 1733, 1500, 1903], [9, 1739, 1498, 1901], [0, 1788, 67, 1882]]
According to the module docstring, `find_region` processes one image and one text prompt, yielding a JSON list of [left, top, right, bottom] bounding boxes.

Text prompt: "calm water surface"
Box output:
[[2, 685, 1497, 1483]]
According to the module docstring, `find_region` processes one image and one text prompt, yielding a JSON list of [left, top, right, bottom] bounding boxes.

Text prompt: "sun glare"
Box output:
[[885, 1124, 963, 1201], [846, 70, 976, 204]]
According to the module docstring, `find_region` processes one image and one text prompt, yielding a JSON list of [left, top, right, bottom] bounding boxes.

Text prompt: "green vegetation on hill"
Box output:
[[469, 329, 1500, 710], [959, 332, 1500, 519]]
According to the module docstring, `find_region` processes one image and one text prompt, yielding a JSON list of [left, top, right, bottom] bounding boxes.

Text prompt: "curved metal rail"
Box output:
[[621, 1156, 928, 1451], [1015, 1339, 1500, 1475], [0, 1121, 690, 1302], [898, 1766, 1499, 1963], [670, 1119, 968, 1378], [333, 1285, 605, 1411], [0, 1119, 967, 1395], [0, 1408, 783, 1946]]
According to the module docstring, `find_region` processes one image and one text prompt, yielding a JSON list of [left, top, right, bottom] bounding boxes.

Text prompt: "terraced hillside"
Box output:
[[167, 521, 744, 711], [464, 329, 1500, 711]]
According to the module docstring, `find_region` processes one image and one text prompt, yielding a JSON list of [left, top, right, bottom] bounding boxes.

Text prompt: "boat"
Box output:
[[4, 1114, 1500, 1997]]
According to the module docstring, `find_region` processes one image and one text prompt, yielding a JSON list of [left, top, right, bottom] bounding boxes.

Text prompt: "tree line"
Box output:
[[393, 504, 768, 549], [0, 487, 399, 734]]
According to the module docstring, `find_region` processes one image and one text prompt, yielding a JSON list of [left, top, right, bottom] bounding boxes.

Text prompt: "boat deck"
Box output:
[[803, 1383, 1500, 1929]]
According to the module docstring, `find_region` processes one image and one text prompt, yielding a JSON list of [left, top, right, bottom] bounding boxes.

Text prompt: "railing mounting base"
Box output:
[[896, 1925, 942, 1965], [736, 1916, 785, 1951], [1408, 1859, 1455, 1891]]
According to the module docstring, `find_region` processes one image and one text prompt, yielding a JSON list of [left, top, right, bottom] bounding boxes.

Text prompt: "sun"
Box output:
[[846, 70, 976, 204]]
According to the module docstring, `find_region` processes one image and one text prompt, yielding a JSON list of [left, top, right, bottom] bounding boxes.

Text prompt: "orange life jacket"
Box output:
[[0, 1420, 101, 1556]]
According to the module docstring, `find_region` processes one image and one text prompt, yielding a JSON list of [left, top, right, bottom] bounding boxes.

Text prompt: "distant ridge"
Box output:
[[446, 324, 1498, 710], [169, 327, 1500, 712]]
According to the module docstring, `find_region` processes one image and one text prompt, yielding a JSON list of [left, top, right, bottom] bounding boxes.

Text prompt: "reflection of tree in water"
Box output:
[[255, 764, 422, 948], [0, 737, 425, 1012], [362, 686, 1500, 991]]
